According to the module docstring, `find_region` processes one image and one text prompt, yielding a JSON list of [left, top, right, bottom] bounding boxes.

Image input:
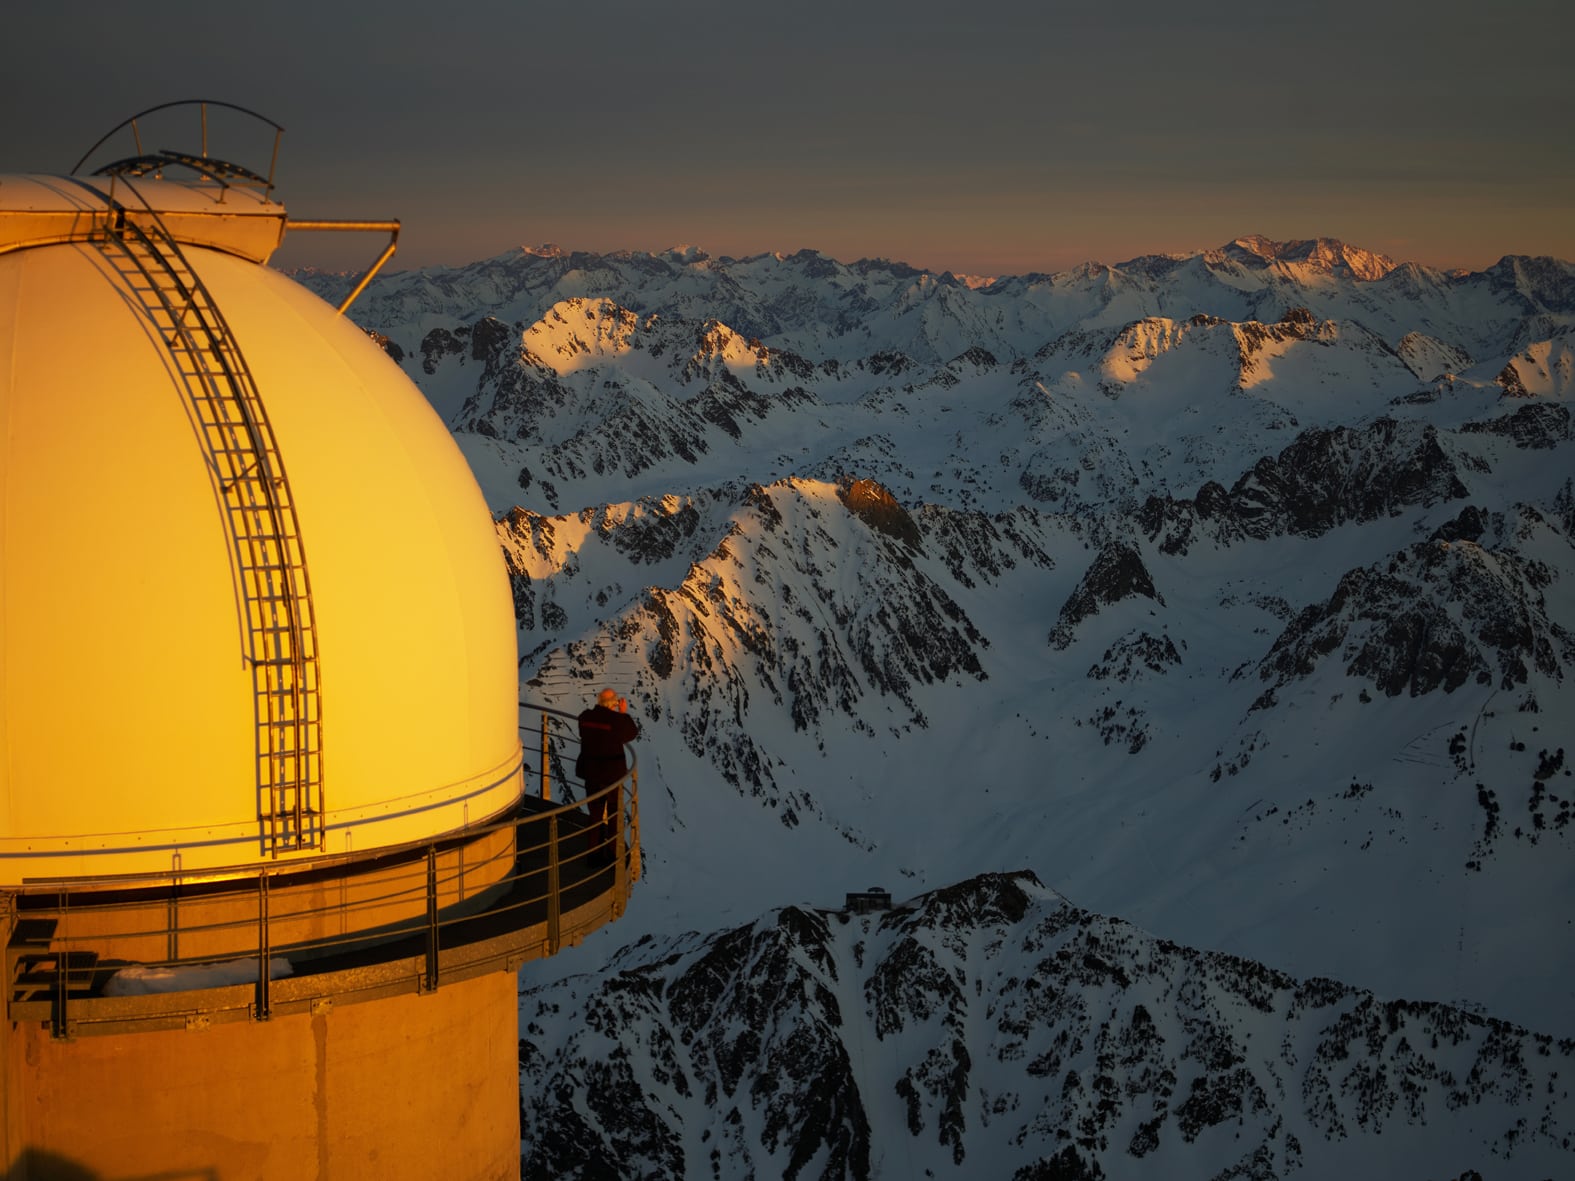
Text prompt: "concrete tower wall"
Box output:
[[2, 970, 520, 1179]]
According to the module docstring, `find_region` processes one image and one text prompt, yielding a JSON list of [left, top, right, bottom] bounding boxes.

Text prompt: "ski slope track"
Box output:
[[303, 235, 1575, 1179]]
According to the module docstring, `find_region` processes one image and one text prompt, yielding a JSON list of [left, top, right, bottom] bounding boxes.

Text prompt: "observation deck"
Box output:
[[2, 705, 637, 1039]]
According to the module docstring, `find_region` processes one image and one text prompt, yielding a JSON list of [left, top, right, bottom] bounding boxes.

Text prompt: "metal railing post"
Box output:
[[52, 888, 69, 1039], [425, 845, 440, 992], [168, 851, 182, 962], [0, 893, 13, 1030], [613, 779, 628, 918], [256, 872, 271, 1021], [267, 129, 282, 194], [620, 768, 633, 888], [546, 815, 561, 956], [540, 711, 551, 801]]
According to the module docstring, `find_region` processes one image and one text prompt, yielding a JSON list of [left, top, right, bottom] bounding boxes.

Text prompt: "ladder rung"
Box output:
[[238, 571, 307, 584]]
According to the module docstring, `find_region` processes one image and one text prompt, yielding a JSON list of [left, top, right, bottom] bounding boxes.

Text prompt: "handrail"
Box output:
[[10, 707, 623, 894], [281, 219, 402, 316], [3, 705, 640, 1036], [523, 701, 583, 722]]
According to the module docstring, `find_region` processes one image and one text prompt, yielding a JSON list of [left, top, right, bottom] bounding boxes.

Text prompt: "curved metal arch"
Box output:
[[73, 100, 285, 183]]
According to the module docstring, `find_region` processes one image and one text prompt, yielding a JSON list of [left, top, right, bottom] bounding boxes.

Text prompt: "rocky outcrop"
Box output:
[[1461, 402, 1572, 449], [419, 323, 468, 373], [1139, 418, 1468, 554], [1257, 527, 1575, 698], [838, 479, 922, 552], [1050, 543, 1164, 649], [1086, 631, 1182, 683]]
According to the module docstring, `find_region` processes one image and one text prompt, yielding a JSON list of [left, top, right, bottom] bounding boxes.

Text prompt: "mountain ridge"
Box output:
[[520, 871, 1575, 1180], [288, 236, 1575, 373]]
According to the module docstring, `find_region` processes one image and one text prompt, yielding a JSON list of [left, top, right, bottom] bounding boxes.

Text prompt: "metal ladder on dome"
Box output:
[[90, 199, 325, 856]]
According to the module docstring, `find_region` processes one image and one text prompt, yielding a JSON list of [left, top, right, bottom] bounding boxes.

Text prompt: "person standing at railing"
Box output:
[[576, 688, 638, 865]]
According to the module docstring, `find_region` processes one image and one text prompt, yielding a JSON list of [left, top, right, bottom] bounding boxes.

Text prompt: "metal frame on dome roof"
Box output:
[[72, 99, 285, 197], [67, 101, 403, 314], [93, 149, 274, 189]]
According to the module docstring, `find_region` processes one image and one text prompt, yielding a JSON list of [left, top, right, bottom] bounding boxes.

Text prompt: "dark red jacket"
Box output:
[[576, 705, 639, 789]]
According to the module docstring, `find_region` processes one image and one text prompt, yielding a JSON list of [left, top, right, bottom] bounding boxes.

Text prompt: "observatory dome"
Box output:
[[0, 174, 523, 880]]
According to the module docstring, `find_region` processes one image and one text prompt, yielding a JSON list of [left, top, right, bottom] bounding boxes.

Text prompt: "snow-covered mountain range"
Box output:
[[297, 235, 1575, 1178]]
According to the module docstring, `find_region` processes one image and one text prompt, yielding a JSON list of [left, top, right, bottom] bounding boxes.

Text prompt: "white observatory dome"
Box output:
[[0, 172, 523, 880]]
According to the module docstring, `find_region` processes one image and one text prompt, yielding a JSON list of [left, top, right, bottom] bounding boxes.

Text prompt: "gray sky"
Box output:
[[4, 1, 1570, 275]]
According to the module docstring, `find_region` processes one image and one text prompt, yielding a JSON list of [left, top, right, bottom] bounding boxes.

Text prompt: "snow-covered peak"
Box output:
[[1221, 234, 1399, 282], [521, 298, 646, 370]]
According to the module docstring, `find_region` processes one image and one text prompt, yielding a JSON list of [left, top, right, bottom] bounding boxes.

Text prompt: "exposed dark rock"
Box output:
[[1050, 544, 1164, 649], [1140, 418, 1468, 554], [1556, 478, 1575, 540], [1496, 362, 1530, 397], [419, 324, 468, 374], [1086, 631, 1182, 682], [838, 478, 923, 552], [861, 350, 915, 377], [1258, 536, 1575, 698], [1429, 504, 1490, 545], [1461, 402, 1572, 449], [470, 314, 514, 363], [1013, 1145, 1106, 1180], [951, 345, 999, 369]]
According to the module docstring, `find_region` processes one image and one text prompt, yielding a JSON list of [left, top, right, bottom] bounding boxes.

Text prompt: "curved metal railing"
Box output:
[[2, 702, 640, 1037], [72, 99, 285, 195]]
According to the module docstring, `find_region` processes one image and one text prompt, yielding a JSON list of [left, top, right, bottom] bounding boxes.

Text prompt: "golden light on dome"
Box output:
[[0, 108, 522, 878], [1, 101, 640, 1181]]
